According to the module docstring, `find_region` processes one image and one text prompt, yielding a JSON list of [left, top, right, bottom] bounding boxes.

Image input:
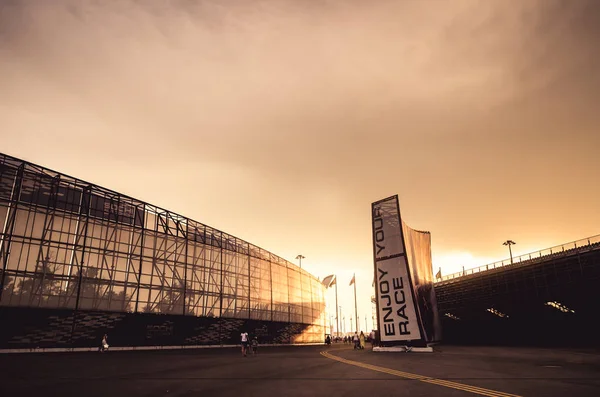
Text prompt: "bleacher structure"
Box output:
[[434, 235, 600, 346]]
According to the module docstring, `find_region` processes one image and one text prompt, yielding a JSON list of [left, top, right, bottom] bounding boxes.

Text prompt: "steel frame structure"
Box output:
[[0, 153, 325, 343], [438, 235, 600, 282]]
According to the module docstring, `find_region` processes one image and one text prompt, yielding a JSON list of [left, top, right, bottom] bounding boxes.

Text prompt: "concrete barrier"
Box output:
[[373, 346, 434, 353], [0, 343, 325, 354]]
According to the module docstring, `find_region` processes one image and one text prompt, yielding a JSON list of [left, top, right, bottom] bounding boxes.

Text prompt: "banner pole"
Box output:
[[335, 277, 339, 337], [354, 274, 358, 332]]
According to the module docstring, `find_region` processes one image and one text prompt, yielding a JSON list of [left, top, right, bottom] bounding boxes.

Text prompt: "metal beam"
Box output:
[[0, 163, 24, 304]]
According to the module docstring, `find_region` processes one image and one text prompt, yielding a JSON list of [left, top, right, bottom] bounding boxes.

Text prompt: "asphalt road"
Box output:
[[1, 344, 599, 397]]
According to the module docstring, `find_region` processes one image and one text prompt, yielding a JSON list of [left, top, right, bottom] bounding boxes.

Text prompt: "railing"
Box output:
[[437, 234, 600, 282]]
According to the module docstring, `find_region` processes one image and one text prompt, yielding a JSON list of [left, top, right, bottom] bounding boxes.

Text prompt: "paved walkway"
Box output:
[[1, 344, 599, 396]]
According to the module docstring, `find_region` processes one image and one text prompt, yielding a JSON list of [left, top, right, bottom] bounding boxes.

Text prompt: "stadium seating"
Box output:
[[434, 239, 600, 347]]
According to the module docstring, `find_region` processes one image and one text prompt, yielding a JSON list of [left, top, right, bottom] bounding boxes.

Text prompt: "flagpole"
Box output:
[[335, 276, 339, 338], [353, 273, 358, 332]]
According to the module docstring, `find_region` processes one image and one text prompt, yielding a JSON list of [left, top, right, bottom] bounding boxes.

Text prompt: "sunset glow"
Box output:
[[1, 0, 599, 331]]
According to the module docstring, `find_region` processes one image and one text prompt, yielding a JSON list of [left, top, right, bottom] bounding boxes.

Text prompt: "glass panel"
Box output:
[[0, 204, 8, 232], [0, 164, 17, 201]]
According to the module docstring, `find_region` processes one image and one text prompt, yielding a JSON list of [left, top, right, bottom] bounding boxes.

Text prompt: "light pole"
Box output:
[[503, 240, 516, 264], [295, 254, 305, 269], [338, 305, 342, 337]]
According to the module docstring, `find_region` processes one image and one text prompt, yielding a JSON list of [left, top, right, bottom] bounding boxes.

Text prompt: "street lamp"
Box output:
[[503, 240, 516, 264], [295, 254, 305, 269], [338, 305, 342, 337]]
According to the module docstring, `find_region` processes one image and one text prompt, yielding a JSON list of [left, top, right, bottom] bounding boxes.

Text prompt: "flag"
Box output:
[[435, 268, 442, 280], [330, 276, 336, 287], [321, 274, 333, 287], [321, 274, 335, 288], [349, 274, 355, 286]]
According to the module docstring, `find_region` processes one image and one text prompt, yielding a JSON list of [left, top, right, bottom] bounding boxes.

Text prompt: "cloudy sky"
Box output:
[[1, 0, 599, 331]]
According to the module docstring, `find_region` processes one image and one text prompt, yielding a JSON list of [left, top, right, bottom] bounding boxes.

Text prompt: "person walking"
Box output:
[[251, 337, 258, 355], [359, 331, 365, 350], [241, 331, 249, 357], [352, 332, 359, 350], [99, 334, 109, 353]]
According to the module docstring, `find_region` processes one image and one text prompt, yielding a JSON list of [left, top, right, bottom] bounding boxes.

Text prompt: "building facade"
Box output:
[[0, 153, 326, 349]]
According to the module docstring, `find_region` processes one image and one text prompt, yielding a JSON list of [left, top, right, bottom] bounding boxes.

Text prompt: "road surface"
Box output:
[[1, 344, 599, 396]]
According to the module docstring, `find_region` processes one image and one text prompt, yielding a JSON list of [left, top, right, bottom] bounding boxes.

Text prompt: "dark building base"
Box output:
[[440, 315, 596, 347], [0, 306, 315, 349]]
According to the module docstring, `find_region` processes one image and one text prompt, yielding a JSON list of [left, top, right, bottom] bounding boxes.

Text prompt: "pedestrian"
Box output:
[[353, 332, 359, 350], [251, 337, 258, 355], [99, 334, 109, 353], [369, 330, 375, 349], [241, 331, 249, 357], [359, 331, 365, 350]]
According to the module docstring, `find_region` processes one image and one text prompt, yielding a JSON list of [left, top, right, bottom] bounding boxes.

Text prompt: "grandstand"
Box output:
[[434, 235, 600, 346]]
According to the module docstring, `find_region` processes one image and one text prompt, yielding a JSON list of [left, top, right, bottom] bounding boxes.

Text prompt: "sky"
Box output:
[[1, 0, 599, 333]]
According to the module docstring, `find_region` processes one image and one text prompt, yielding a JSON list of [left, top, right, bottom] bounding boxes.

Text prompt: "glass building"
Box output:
[[0, 153, 326, 348]]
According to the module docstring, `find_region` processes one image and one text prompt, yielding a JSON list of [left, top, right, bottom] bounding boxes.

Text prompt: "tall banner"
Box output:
[[402, 223, 443, 343], [372, 196, 422, 342], [372, 195, 442, 345]]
